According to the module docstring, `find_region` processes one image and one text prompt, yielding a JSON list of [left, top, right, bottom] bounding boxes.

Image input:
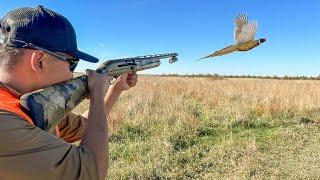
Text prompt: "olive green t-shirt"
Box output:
[[0, 111, 98, 180]]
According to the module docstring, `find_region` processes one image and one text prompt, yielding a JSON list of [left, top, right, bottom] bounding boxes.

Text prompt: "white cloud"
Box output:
[[98, 43, 105, 47]]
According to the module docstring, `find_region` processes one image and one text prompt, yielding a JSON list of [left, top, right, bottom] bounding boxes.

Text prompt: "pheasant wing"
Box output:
[[234, 14, 248, 42], [236, 21, 258, 44]]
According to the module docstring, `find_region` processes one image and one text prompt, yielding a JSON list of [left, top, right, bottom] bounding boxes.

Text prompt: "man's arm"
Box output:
[[56, 72, 137, 178], [58, 72, 138, 142], [79, 70, 113, 180], [81, 73, 138, 174], [0, 111, 99, 180]]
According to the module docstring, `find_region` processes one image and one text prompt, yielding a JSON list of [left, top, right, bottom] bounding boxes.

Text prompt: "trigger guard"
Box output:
[[109, 77, 117, 85]]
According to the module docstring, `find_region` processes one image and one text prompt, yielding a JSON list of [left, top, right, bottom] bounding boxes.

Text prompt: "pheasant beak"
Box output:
[[259, 38, 266, 44]]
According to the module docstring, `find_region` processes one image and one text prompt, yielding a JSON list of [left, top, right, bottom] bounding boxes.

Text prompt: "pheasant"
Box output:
[[197, 14, 266, 60]]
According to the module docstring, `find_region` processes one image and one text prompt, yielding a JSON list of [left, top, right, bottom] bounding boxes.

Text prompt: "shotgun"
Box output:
[[20, 53, 178, 133]]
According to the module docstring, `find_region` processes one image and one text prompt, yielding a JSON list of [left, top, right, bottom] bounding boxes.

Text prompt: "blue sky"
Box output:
[[1, 0, 320, 76]]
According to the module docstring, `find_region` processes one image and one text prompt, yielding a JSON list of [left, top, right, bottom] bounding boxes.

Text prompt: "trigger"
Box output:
[[109, 76, 118, 84]]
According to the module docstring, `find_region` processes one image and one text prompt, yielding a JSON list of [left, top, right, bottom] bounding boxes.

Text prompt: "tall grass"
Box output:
[[74, 76, 320, 179]]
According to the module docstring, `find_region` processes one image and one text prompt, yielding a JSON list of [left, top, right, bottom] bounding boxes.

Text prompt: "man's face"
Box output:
[[26, 50, 74, 90], [43, 53, 74, 85]]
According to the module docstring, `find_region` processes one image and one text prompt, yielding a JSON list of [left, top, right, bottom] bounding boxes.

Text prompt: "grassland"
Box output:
[[74, 76, 320, 179]]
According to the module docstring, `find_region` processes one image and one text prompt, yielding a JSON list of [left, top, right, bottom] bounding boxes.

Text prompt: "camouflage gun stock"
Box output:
[[20, 53, 178, 133]]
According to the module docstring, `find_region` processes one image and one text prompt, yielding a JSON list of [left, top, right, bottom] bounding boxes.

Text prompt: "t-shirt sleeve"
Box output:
[[0, 111, 98, 180], [58, 112, 87, 143]]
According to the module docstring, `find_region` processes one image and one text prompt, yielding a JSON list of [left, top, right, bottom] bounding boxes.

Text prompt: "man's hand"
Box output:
[[86, 69, 113, 98], [101, 72, 138, 120], [111, 72, 138, 92]]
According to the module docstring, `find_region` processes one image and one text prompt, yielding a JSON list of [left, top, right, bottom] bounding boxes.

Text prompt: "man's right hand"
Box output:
[[86, 69, 113, 99]]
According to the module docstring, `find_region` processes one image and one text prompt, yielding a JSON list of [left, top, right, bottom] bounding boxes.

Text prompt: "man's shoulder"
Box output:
[[0, 110, 32, 130], [0, 110, 24, 119]]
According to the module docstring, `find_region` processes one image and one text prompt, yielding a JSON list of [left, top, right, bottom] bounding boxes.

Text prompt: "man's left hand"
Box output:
[[111, 72, 138, 92]]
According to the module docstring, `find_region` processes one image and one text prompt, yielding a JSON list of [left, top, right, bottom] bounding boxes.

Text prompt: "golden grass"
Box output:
[[73, 76, 320, 179]]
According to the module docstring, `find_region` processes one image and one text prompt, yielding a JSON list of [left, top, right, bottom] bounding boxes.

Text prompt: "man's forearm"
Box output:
[[80, 85, 122, 176], [80, 90, 108, 180], [104, 85, 123, 116], [82, 85, 123, 119]]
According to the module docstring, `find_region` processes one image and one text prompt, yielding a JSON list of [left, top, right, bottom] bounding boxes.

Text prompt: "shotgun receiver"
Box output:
[[20, 53, 178, 133]]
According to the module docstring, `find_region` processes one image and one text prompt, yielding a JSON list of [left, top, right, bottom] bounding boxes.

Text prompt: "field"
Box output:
[[74, 76, 320, 179]]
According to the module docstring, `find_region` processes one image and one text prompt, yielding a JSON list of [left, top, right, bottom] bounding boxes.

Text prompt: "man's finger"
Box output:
[[128, 79, 137, 87], [128, 72, 137, 78], [127, 74, 138, 80]]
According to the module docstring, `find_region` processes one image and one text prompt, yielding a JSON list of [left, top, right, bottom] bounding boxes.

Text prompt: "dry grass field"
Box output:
[[73, 76, 320, 179]]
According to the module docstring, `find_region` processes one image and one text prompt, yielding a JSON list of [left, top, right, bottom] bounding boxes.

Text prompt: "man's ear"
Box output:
[[30, 50, 44, 72]]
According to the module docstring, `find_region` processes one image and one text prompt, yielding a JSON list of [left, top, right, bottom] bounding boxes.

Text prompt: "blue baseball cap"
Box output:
[[0, 5, 99, 63]]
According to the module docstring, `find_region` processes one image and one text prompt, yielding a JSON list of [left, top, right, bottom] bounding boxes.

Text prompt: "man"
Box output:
[[0, 5, 137, 180]]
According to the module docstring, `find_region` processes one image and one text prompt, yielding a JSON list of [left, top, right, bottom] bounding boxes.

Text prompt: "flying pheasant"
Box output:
[[197, 14, 266, 60]]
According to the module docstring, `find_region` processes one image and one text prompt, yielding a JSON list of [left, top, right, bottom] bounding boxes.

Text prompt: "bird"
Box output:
[[197, 14, 266, 60]]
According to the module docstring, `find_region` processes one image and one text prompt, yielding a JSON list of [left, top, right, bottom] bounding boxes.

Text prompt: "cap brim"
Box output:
[[71, 51, 99, 63]]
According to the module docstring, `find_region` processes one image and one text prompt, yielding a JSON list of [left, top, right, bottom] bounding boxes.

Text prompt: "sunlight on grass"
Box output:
[[72, 76, 320, 179]]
